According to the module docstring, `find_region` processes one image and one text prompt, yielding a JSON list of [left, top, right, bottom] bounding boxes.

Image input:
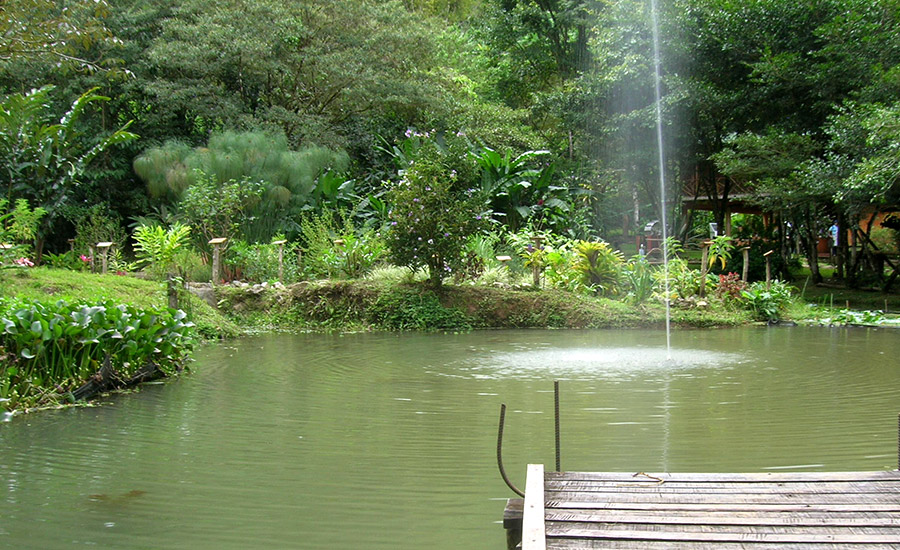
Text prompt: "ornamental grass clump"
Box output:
[[0, 298, 194, 411]]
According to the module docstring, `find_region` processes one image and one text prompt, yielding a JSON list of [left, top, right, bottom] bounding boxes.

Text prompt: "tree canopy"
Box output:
[[2, 0, 900, 287]]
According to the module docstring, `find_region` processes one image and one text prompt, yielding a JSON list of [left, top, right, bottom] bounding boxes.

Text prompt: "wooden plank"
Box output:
[[546, 471, 900, 483], [505, 498, 524, 529], [546, 521, 900, 537], [546, 540, 900, 549], [523, 463, 546, 550], [545, 509, 900, 527], [547, 500, 900, 513], [520, 469, 900, 548], [546, 527, 900, 544], [545, 480, 900, 494], [544, 490, 900, 505]]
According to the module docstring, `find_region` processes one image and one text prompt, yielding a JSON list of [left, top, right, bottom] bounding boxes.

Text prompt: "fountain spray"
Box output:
[[650, 0, 672, 360]]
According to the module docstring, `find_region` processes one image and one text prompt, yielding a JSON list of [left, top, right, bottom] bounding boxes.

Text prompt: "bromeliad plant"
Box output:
[[623, 256, 656, 306], [573, 240, 624, 296], [0, 299, 195, 411]]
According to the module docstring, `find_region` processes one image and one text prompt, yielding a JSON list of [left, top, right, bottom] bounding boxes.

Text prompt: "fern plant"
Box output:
[[133, 222, 192, 279]]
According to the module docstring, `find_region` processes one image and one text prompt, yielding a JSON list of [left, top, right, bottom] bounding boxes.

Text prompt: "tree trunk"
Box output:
[[801, 207, 822, 284]]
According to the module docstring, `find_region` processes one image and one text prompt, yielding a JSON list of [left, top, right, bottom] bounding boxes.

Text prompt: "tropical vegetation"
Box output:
[[3, 0, 900, 412]]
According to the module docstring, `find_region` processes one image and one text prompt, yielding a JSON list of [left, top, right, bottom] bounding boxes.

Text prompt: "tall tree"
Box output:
[[0, 86, 138, 258]]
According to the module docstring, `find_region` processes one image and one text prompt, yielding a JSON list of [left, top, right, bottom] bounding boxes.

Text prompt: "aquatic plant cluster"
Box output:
[[0, 299, 195, 412]]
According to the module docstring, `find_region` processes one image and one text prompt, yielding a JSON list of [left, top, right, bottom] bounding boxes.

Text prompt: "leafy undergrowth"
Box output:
[[217, 280, 752, 332], [1, 267, 238, 339], [0, 267, 239, 414]]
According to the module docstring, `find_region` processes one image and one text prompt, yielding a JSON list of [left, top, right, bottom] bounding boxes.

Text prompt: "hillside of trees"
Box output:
[[3, 0, 900, 289]]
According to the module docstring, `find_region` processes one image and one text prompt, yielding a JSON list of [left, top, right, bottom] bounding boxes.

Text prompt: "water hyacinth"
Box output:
[[0, 298, 195, 410]]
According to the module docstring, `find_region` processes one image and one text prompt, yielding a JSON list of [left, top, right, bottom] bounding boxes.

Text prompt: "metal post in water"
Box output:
[[497, 404, 524, 497], [554, 381, 561, 472]]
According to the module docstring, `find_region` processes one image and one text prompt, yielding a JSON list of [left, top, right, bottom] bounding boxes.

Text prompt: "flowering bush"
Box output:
[[715, 272, 747, 303], [386, 137, 488, 288]]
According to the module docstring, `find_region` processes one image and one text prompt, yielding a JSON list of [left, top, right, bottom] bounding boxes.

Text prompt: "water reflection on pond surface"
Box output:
[[2, 326, 900, 549]]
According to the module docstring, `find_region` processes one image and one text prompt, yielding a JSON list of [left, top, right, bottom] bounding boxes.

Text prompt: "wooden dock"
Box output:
[[504, 464, 900, 549]]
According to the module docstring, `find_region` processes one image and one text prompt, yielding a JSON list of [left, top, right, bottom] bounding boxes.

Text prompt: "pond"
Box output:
[[2, 326, 900, 549]]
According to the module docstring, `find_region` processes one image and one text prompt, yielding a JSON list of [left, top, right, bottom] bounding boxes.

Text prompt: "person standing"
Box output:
[[830, 222, 839, 259]]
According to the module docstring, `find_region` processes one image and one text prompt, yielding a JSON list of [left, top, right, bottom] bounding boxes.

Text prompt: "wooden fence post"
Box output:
[[699, 241, 711, 298], [272, 239, 287, 282], [167, 273, 178, 309], [764, 250, 774, 290], [209, 237, 227, 285], [741, 246, 750, 282], [96, 242, 113, 275]]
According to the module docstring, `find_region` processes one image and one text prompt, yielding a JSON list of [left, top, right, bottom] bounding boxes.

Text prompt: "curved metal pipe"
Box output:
[[554, 380, 561, 472], [497, 403, 525, 497]]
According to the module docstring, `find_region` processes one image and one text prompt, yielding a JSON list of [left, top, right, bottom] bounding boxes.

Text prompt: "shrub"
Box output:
[[0, 198, 45, 265], [133, 222, 192, 279], [179, 170, 264, 259], [299, 212, 386, 279], [227, 239, 301, 283], [385, 138, 488, 288], [715, 272, 747, 304], [741, 280, 794, 321], [456, 233, 500, 281], [72, 204, 128, 262], [656, 258, 715, 300], [622, 257, 656, 306], [573, 240, 624, 296]]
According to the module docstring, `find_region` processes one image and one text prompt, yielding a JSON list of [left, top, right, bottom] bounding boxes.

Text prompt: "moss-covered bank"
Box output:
[[215, 280, 752, 332]]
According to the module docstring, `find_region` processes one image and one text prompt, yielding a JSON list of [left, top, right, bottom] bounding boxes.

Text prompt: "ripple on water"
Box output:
[[451, 346, 747, 380]]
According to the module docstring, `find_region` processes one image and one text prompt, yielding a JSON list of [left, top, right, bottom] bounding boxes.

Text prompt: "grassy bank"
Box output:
[[5, 266, 898, 415], [0, 268, 239, 414], [216, 279, 754, 332], [1, 267, 239, 339]]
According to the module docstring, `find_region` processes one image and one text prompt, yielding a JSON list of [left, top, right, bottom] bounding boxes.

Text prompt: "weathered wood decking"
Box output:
[[505, 464, 900, 549]]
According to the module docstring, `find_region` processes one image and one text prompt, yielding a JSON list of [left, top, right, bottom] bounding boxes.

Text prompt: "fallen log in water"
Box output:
[[70, 355, 168, 402]]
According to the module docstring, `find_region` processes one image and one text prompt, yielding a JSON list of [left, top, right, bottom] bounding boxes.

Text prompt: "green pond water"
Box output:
[[2, 326, 900, 549]]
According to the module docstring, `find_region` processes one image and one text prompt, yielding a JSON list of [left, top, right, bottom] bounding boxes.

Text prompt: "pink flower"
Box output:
[[14, 257, 34, 267]]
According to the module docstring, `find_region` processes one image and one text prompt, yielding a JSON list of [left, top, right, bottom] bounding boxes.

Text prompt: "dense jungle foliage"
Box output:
[[1, 0, 899, 287]]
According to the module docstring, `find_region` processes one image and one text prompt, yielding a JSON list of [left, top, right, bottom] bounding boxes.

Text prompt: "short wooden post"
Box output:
[[96, 242, 113, 275], [167, 273, 178, 309], [699, 241, 711, 298], [209, 237, 227, 285], [741, 246, 751, 282], [504, 499, 524, 550], [88, 244, 96, 273], [272, 239, 287, 282], [530, 236, 544, 288], [67, 238, 75, 254], [0, 243, 13, 265], [764, 250, 774, 290]]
